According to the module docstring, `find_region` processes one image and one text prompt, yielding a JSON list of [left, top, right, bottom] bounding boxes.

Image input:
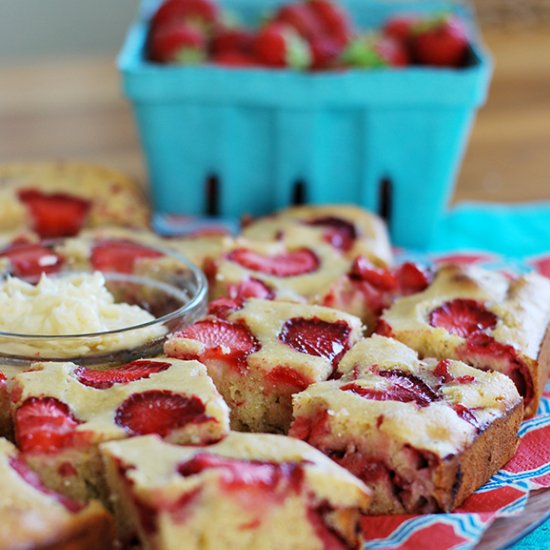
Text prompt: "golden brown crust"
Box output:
[[432, 401, 523, 511], [0, 161, 150, 231]]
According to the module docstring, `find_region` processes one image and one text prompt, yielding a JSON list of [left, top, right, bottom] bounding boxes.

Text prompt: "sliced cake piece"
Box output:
[[380, 263, 550, 417], [290, 335, 523, 514], [0, 161, 149, 236], [100, 432, 371, 549], [165, 298, 363, 433], [242, 204, 392, 267], [208, 231, 351, 304], [10, 358, 229, 503], [0, 437, 114, 550]]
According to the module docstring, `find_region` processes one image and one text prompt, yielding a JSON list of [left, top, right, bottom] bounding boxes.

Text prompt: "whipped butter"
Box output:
[[0, 272, 166, 359]]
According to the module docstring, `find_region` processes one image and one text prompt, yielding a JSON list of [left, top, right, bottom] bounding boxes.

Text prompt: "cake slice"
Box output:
[[10, 358, 230, 503], [380, 263, 550, 417], [0, 161, 149, 236], [242, 204, 392, 267], [0, 437, 114, 550], [100, 432, 371, 549], [165, 298, 363, 433], [290, 335, 523, 514]]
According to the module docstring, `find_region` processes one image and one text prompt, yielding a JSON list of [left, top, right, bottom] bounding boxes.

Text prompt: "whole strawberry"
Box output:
[[343, 34, 409, 68], [274, 3, 325, 42], [383, 14, 419, 44], [151, 0, 219, 32], [308, 0, 353, 47], [412, 15, 469, 67], [148, 20, 207, 64], [254, 23, 311, 69]]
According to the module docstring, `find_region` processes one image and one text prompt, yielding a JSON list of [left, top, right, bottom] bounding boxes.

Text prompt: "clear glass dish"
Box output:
[[0, 237, 207, 369]]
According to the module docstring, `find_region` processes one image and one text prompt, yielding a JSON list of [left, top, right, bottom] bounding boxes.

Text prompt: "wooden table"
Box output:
[[1, 25, 549, 204]]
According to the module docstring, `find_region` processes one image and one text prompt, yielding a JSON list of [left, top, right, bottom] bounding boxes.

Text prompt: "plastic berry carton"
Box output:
[[119, 0, 491, 248]]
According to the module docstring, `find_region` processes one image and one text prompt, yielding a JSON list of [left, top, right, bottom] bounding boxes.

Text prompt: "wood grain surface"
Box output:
[[0, 25, 549, 204]]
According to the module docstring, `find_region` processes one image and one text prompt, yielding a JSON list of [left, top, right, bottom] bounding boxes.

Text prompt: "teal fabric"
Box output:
[[435, 201, 550, 548], [429, 201, 550, 258]]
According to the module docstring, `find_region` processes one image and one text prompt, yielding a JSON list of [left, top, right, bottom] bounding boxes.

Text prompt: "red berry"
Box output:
[[383, 15, 419, 43], [309, 36, 343, 69], [0, 240, 63, 280], [227, 247, 320, 278], [344, 34, 409, 68], [176, 318, 261, 361], [308, 0, 353, 47], [254, 23, 311, 69], [211, 27, 254, 55], [278, 317, 352, 366], [349, 256, 396, 291], [90, 239, 164, 274], [274, 4, 325, 42], [148, 20, 207, 63], [210, 51, 258, 67], [429, 299, 498, 338], [16, 397, 84, 453], [265, 366, 312, 392], [453, 404, 482, 431], [412, 15, 469, 67], [306, 216, 357, 252], [115, 390, 207, 436], [227, 277, 275, 302], [394, 262, 431, 294], [18, 189, 90, 238], [75, 360, 172, 390], [151, 0, 219, 30]]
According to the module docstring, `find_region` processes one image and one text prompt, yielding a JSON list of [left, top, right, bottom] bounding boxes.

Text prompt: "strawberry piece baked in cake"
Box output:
[[100, 432, 371, 549], [0, 162, 149, 237], [208, 231, 350, 304], [380, 263, 550, 417], [165, 298, 363, 432], [242, 204, 393, 267], [10, 358, 230, 502], [0, 438, 114, 549], [290, 335, 523, 514], [320, 258, 432, 330]]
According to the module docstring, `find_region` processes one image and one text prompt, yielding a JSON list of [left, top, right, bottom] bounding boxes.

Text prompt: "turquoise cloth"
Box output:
[[436, 201, 550, 548], [430, 201, 550, 258]]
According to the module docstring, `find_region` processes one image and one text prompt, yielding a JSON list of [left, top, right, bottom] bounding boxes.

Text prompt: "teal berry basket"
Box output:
[[119, 0, 492, 249]]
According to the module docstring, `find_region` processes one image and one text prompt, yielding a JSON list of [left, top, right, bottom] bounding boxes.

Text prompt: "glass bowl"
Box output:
[[0, 236, 207, 369]]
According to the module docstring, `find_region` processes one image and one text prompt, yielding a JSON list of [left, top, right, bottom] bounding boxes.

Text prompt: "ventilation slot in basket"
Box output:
[[291, 179, 307, 206], [379, 177, 392, 224], [205, 174, 219, 216]]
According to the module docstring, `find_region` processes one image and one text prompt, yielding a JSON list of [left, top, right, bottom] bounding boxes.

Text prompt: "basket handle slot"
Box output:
[[291, 179, 307, 206], [378, 176, 392, 224], [205, 174, 219, 216]]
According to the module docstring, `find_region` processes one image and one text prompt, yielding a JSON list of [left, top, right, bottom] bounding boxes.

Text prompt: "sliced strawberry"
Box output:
[[306, 216, 357, 252], [15, 397, 85, 453], [91, 239, 164, 274], [227, 247, 320, 277], [307, 504, 349, 550], [75, 360, 172, 390], [460, 333, 534, 403], [342, 370, 439, 407], [176, 318, 260, 365], [9, 456, 84, 512], [394, 262, 431, 295], [208, 297, 241, 319], [178, 454, 305, 499], [453, 404, 482, 431], [265, 366, 312, 392], [349, 256, 396, 291], [0, 240, 63, 280], [278, 317, 352, 366], [228, 277, 275, 302], [429, 298, 498, 338], [289, 409, 330, 442], [374, 319, 394, 337], [18, 188, 90, 238], [433, 252, 496, 266], [115, 390, 208, 436]]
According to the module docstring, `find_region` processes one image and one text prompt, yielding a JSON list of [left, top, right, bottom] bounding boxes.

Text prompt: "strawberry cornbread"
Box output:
[[380, 263, 550, 417], [10, 358, 229, 503], [290, 336, 523, 513], [0, 437, 114, 550], [100, 432, 372, 549], [165, 298, 363, 432], [242, 204, 392, 267], [0, 162, 149, 236]]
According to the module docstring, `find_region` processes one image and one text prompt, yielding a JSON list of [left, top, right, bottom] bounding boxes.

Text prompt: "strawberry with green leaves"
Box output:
[[254, 22, 311, 69], [343, 33, 409, 68]]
